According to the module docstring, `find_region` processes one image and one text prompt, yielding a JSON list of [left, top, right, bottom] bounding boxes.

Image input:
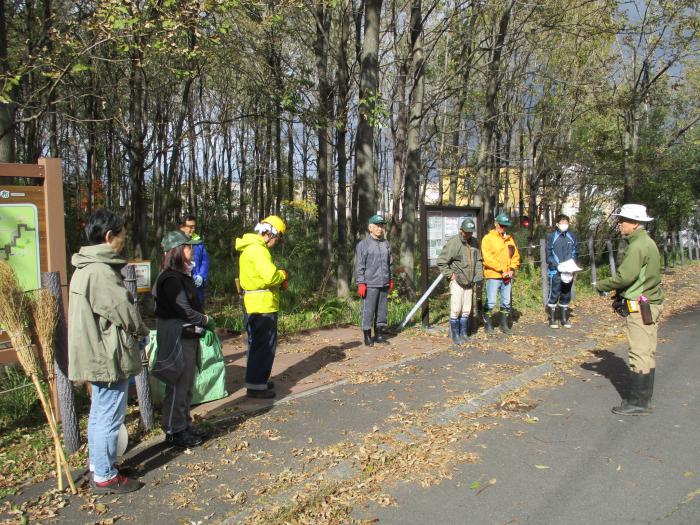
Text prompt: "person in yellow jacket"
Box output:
[[235, 216, 288, 399], [481, 212, 521, 334]]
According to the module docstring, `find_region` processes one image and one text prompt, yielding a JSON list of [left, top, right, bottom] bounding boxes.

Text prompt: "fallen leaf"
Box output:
[[534, 465, 550, 469]]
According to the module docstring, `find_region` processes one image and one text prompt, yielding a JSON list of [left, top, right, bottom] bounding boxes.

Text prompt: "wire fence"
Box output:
[[527, 230, 700, 306]]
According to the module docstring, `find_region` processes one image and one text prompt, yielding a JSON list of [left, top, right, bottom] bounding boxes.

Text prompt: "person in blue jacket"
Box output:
[[546, 214, 577, 328], [179, 214, 210, 305]]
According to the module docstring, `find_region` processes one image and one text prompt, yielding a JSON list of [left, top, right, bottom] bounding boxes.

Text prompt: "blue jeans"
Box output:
[[485, 278, 512, 312], [88, 380, 128, 482]]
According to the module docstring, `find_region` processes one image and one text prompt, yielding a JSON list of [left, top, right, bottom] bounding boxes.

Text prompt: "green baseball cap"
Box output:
[[368, 214, 386, 225], [460, 218, 476, 232], [161, 230, 202, 252], [495, 212, 512, 227]]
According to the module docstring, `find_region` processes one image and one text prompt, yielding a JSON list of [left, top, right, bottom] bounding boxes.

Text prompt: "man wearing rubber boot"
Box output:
[[546, 214, 578, 329], [596, 204, 663, 416], [355, 214, 393, 347], [235, 215, 289, 399], [481, 213, 520, 335], [437, 218, 483, 346]]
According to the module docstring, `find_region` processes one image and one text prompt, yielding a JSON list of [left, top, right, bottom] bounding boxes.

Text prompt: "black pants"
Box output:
[[547, 271, 573, 307], [245, 313, 278, 390], [162, 337, 198, 434]]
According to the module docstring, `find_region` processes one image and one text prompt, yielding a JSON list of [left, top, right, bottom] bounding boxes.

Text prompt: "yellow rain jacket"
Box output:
[[235, 233, 286, 313], [481, 229, 521, 279]]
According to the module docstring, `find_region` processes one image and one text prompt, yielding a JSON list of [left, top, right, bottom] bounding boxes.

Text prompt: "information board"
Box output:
[[426, 206, 481, 266], [122, 261, 152, 293]]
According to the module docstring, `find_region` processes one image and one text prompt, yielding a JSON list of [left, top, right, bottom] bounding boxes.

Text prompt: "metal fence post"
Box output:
[[540, 239, 548, 307], [124, 265, 155, 431], [42, 271, 81, 453]]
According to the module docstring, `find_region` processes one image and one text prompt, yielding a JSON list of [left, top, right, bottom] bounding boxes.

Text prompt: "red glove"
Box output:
[[358, 283, 367, 298], [388, 279, 394, 292], [280, 269, 289, 290]]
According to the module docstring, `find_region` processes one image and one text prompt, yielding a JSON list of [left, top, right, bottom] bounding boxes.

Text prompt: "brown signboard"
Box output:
[[0, 159, 67, 365]]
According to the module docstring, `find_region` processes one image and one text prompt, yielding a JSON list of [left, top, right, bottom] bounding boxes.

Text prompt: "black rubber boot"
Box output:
[[363, 329, 374, 347], [548, 307, 559, 329], [449, 318, 462, 346], [374, 326, 389, 344], [500, 310, 512, 335], [612, 372, 652, 415], [643, 368, 655, 409], [560, 307, 571, 328], [459, 316, 472, 343], [483, 311, 495, 333]]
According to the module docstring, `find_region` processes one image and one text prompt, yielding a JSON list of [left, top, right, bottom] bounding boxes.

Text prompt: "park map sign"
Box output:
[[1, 193, 42, 291], [0, 160, 67, 365]]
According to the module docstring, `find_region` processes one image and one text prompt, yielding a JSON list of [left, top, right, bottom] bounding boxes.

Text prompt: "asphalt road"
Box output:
[[358, 305, 700, 525]]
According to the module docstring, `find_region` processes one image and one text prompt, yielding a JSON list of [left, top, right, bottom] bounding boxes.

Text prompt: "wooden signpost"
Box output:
[[0, 159, 82, 452]]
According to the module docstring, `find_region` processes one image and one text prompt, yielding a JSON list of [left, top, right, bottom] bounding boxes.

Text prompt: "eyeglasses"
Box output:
[[183, 223, 196, 229]]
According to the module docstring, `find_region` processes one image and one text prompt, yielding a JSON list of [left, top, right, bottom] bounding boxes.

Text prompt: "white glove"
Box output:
[[193, 275, 203, 287]]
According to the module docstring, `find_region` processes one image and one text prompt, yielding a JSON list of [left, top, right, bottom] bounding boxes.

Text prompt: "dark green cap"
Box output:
[[495, 212, 512, 227], [161, 230, 202, 252], [460, 218, 476, 232], [368, 214, 386, 225]]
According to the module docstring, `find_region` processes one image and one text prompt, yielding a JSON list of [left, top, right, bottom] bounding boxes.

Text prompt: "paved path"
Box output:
[[2, 267, 699, 524]]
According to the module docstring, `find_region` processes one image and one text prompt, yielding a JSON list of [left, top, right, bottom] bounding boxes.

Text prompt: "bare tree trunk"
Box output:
[[336, 0, 352, 297], [287, 119, 294, 202], [399, 0, 424, 300], [0, 0, 15, 162], [315, 1, 333, 278], [355, 0, 383, 232]]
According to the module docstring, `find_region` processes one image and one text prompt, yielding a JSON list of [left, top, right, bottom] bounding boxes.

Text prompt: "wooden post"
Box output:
[[419, 203, 430, 327], [41, 272, 81, 454], [124, 265, 155, 430], [588, 238, 597, 286], [671, 232, 678, 267], [606, 239, 616, 275], [679, 231, 686, 265], [540, 239, 548, 307]]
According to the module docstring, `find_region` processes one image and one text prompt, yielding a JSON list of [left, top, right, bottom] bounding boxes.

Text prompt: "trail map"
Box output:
[[0, 203, 41, 291]]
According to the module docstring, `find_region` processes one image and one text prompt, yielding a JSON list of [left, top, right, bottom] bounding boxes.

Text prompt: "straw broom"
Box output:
[[0, 262, 76, 494], [30, 288, 64, 491]]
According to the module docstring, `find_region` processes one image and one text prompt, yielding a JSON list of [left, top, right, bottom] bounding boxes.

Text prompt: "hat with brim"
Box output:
[[162, 230, 202, 252], [612, 204, 654, 222], [495, 212, 512, 227], [460, 218, 476, 232], [368, 214, 386, 225]]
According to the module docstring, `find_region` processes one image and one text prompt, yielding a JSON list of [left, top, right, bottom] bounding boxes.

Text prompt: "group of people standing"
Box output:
[[354, 204, 665, 420], [66, 202, 664, 496]]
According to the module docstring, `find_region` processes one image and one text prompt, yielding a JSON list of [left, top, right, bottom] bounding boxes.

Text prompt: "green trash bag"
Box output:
[[145, 329, 229, 406]]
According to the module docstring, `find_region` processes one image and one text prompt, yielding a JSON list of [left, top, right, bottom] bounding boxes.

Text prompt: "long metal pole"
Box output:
[[399, 273, 444, 330]]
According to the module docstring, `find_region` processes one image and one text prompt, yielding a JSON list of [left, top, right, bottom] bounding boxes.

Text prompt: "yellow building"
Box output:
[[440, 167, 527, 213]]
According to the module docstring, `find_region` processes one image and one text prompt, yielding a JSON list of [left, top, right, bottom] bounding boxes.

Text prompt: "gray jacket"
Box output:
[[354, 235, 392, 287]]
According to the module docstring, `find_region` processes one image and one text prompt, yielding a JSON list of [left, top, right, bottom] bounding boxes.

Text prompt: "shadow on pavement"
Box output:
[[581, 349, 629, 399]]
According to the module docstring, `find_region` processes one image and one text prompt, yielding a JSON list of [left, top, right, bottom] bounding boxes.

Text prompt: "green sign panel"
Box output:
[[0, 203, 41, 291]]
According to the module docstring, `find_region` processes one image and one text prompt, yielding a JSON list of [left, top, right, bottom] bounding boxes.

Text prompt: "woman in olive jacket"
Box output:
[[68, 209, 148, 494]]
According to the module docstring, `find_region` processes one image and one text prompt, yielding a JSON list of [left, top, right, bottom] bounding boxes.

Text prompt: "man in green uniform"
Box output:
[[437, 218, 483, 345], [595, 204, 664, 416]]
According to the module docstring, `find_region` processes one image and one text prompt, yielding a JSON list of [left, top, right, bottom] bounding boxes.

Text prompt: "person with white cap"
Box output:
[[235, 215, 289, 399], [595, 204, 664, 416], [546, 214, 578, 328], [354, 214, 393, 347]]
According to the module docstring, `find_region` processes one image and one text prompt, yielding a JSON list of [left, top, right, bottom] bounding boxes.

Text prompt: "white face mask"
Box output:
[[558, 223, 569, 232]]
